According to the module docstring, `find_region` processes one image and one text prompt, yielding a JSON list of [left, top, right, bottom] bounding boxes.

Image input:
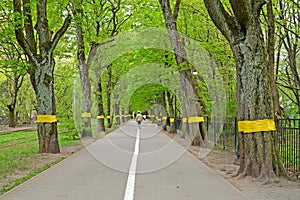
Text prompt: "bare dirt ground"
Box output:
[[166, 132, 300, 200], [0, 125, 37, 134]]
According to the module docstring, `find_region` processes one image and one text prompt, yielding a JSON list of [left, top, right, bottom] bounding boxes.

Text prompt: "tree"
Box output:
[[158, 0, 207, 146], [0, 68, 25, 127], [0, 3, 27, 127], [204, 0, 288, 181], [73, 0, 132, 133], [177, 0, 237, 117], [275, 0, 300, 116], [73, 0, 94, 137], [13, 0, 71, 153], [265, 0, 282, 118]]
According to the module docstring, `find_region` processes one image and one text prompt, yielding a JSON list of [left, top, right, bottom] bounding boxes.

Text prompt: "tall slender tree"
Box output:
[[73, 0, 95, 137], [265, 0, 282, 118], [158, 0, 207, 145], [73, 0, 131, 134], [13, 0, 71, 153], [0, 6, 26, 127], [275, 0, 300, 115]]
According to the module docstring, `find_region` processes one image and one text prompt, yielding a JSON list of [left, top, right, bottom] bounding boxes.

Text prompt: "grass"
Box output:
[[0, 118, 82, 195], [0, 158, 65, 195]]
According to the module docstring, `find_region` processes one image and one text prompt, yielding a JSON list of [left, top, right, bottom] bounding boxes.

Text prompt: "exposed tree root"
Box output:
[[191, 136, 202, 146]]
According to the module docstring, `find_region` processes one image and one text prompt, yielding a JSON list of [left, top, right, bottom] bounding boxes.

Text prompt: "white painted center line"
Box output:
[[123, 128, 140, 200]]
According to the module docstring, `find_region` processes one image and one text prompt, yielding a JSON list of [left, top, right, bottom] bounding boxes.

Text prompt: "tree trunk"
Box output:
[[233, 29, 286, 181], [7, 105, 16, 127], [106, 65, 113, 128], [7, 74, 23, 127], [34, 60, 60, 154], [115, 102, 121, 126], [97, 78, 105, 132], [113, 93, 121, 126], [166, 91, 175, 132], [79, 62, 92, 137], [75, 5, 92, 137], [266, 0, 282, 117]]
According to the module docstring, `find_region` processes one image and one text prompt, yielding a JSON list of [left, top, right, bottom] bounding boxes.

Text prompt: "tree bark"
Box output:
[[204, 0, 288, 181], [106, 64, 113, 128], [114, 101, 121, 126], [75, 4, 92, 137], [97, 78, 106, 132], [7, 74, 23, 127], [7, 105, 16, 127], [166, 91, 175, 132]]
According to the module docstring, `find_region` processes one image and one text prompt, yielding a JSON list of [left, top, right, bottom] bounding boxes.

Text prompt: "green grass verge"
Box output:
[[0, 158, 65, 195], [0, 118, 81, 195]]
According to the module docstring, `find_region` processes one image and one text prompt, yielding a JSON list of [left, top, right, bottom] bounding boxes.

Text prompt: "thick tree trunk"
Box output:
[[232, 25, 287, 181], [34, 60, 60, 154]]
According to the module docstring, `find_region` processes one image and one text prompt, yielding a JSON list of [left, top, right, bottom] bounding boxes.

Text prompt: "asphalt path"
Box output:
[[0, 120, 248, 200]]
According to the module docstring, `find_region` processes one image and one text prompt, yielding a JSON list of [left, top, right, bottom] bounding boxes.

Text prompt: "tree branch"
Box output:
[[277, 85, 300, 106], [87, 38, 115, 67], [173, 0, 182, 21], [13, 0, 38, 65], [203, 0, 238, 43], [74, 4, 86, 67], [22, 0, 37, 54], [116, 13, 132, 33], [229, 0, 249, 32], [276, 81, 299, 92], [290, 0, 300, 9], [50, 14, 71, 54], [36, 0, 49, 54], [275, 21, 300, 40]]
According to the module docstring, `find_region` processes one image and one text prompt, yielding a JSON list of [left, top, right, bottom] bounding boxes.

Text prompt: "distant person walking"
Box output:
[[136, 111, 143, 128]]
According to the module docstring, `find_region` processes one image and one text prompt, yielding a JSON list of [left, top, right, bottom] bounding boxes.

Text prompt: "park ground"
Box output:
[[0, 124, 299, 199]]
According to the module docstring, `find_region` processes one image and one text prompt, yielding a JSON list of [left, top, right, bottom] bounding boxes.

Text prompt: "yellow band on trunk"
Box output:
[[82, 112, 91, 118], [36, 115, 57, 123], [188, 116, 204, 123], [238, 119, 276, 133]]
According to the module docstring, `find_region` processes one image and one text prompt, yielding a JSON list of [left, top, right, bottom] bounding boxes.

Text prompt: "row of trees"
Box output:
[[0, 0, 299, 182]]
